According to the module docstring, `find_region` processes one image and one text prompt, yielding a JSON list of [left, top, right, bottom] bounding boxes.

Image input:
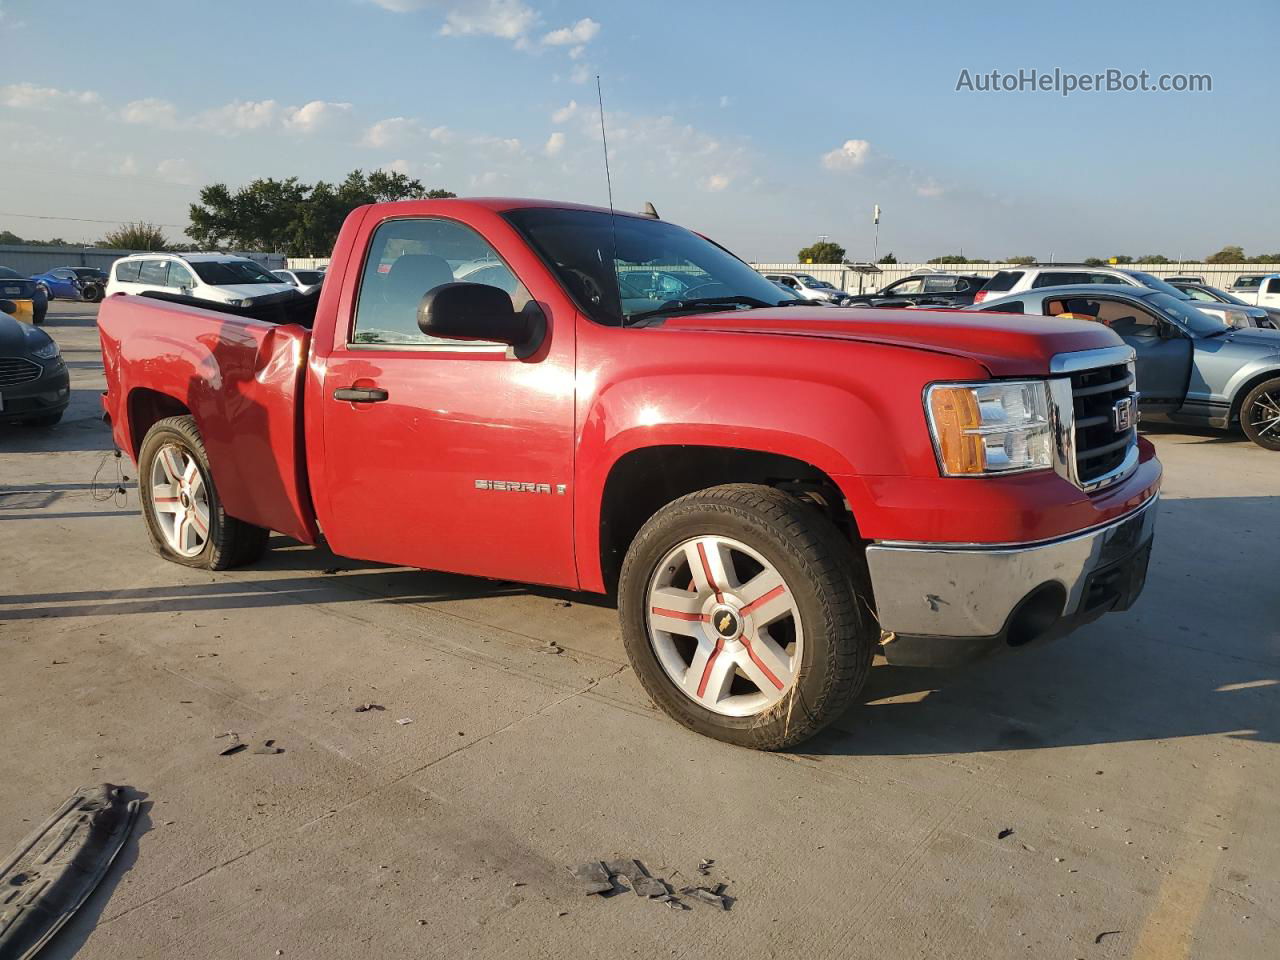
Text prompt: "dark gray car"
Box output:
[[0, 299, 70, 426], [974, 284, 1280, 450]]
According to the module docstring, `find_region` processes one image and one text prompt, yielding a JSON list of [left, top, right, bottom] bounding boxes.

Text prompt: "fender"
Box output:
[[571, 323, 992, 591], [100, 296, 317, 544], [1224, 356, 1280, 416]]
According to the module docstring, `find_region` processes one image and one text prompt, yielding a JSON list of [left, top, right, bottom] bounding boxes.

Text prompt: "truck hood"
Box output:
[[659, 306, 1122, 376]]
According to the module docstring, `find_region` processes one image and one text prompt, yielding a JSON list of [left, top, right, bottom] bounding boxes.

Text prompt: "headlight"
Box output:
[[926, 380, 1053, 476], [30, 340, 60, 360]]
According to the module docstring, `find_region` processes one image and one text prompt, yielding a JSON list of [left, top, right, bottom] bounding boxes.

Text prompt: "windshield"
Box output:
[[503, 208, 802, 324], [0, 266, 20, 279], [796, 275, 834, 289], [1126, 271, 1191, 300], [1205, 285, 1245, 305], [1146, 292, 1231, 337], [292, 270, 324, 284], [73, 268, 104, 279], [190, 259, 282, 285]]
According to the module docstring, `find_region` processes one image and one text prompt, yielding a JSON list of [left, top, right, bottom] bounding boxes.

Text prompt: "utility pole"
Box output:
[[871, 205, 881, 264]]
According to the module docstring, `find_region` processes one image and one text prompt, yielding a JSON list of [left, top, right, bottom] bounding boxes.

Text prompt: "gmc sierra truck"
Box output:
[[97, 198, 1162, 749]]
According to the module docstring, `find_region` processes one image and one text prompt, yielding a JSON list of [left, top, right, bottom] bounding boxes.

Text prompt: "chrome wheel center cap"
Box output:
[[709, 604, 742, 641]]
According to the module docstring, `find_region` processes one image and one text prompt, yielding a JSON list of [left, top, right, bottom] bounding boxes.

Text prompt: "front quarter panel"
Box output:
[[1195, 335, 1280, 411], [572, 321, 991, 591]]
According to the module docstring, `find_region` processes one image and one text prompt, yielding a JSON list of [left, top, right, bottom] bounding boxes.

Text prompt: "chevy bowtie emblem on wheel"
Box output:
[[717, 613, 733, 633], [1112, 396, 1135, 432]]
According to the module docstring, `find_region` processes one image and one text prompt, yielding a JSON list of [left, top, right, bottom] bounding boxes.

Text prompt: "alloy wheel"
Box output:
[[645, 535, 803, 717], [149, 443, 211, 557]]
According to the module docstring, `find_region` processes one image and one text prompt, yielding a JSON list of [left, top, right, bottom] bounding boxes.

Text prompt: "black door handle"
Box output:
[[333, 387, 389, 403]]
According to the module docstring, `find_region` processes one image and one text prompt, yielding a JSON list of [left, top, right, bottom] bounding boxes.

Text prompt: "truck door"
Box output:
[[316, 215, 578, 588]]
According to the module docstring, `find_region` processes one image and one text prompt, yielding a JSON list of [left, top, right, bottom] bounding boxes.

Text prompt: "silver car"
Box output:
[[974, 284, 1280, 450]]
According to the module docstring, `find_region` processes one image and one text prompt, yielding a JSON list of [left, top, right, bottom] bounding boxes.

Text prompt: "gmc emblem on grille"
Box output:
[[1112, 396, 1135, 432]]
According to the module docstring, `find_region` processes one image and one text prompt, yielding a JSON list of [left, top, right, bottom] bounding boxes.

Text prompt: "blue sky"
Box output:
[[1, 0, 1275, 261]]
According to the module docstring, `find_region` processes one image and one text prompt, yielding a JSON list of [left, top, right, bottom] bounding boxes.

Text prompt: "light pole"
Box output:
[[871, 205, 881, 265]]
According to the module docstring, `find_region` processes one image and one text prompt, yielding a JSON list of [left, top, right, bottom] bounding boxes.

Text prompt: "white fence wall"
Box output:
[[750, 262, 1280, 295], [283, 256, 1280, 295], [1, 243, 287, 274]]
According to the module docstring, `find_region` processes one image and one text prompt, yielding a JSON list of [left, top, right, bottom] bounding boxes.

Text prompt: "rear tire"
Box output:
[[618, 483, 875, 750], [1240, 377, 1280, 450], [82, 284, 104, 303], [138, 415, 269, 569]]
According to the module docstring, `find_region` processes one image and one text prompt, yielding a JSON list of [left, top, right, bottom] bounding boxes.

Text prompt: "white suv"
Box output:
[[106, 253, 296, 306], [973, 265, 1187, 304]]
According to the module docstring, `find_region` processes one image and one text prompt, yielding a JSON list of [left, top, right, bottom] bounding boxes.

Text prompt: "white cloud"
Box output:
[[704, 173, 731, 192], [542, 17, 599, 46], [551, 100, 578, 123], [116, 155, 139, 176], [156, 158, 200, 186], [570, 63, 591, 85], [439, 0, 535, 40], [429, 125, 456, 143], [915, 178, 945, 198], [544, 131, 565, 157], [569, 44, 585, 59], [1, 82, 99, 109], [284, 99, 353, 134], [198, 99, 281, 132], [821, 139, 871, 171], [719, 95, 732, 108], [120, 97, 179, 127], [369, 0, 435, 9], [362, 116, 424, 148]]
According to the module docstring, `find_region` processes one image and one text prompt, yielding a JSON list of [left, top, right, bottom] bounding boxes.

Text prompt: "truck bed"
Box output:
[[98, 294, 319, 544]]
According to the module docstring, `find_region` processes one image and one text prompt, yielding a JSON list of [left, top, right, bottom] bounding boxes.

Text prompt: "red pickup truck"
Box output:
[[98, 198, 1161, 749]]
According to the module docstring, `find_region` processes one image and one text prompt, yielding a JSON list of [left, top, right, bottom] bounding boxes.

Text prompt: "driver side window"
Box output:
[[1045, 297, 1162, 337], [890, 278, 924, 295], [351, 218, 530, 347]]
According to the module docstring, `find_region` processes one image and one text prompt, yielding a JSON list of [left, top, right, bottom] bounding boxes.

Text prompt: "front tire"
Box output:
[[618, 484, 875, 750], [1240, 377, 1280, 450], [138, 415, 269, 569], [81, 284, 104, 303]]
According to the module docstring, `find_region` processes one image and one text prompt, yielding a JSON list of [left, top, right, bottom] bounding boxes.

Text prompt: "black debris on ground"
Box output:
[[679, 885, 729, 910], [253, 739, 284, 755], [354, 703, 385, 712], [997, 828, 1014, 839], [1095, 930, 1122, 944], [697, 858, 714, 875]]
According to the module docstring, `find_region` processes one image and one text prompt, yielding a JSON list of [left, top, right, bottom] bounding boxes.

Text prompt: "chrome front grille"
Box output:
[[1070, 362, 1136, 484], [0, 357, 41, 388], [1048, 346, 1140, 493]]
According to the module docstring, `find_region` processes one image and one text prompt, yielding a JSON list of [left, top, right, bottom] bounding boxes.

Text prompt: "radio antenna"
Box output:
[[596, 75, 615, 215], [596, 74, 622, 325]]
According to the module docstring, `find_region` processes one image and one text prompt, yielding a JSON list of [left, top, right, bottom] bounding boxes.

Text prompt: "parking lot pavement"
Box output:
[[1, 300, 1277, 959]]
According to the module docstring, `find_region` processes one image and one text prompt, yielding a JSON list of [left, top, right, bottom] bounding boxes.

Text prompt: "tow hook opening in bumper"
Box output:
[[866, 496, 1158, 668]]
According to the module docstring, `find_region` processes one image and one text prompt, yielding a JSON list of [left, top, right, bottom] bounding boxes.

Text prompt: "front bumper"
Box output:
[[0, 363, 71, 422], [865, 494, 1158, 667]]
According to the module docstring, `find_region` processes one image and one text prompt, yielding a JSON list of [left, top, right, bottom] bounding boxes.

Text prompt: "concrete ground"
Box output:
[[1, 300, 1277, 959]]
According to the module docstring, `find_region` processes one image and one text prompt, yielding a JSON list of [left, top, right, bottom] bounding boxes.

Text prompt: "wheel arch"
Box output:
[[127, 387, 192, 459], [594, 444, 861, 594], [1228, 366, 1280, 423]]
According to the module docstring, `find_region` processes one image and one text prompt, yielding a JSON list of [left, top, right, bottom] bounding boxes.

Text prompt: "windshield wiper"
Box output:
[[625, 295, 775, 324]]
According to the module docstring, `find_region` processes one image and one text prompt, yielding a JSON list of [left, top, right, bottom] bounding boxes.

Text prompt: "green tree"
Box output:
[[1248, 252, 1280, 263], [1007, 255, 1037, 265], [927, 254, 976, 264], [1206, 245, 1245, 263], [187, 170, 455, 256], [101, 222, 170, 251], [796, 240, 846, 264], [0, 229, 22, 245], [1109, 255, 1133, 264], [1136, 254, 1171, 263], [877, 251, 897, 264], [1083, 257, 1105, 266]]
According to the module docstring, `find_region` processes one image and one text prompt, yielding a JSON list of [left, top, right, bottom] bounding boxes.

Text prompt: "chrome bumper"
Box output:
[[865, 495, 1158, 667]]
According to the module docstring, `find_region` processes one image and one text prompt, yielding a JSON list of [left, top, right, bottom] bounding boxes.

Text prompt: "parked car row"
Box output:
[[30, 266, 108, 303]]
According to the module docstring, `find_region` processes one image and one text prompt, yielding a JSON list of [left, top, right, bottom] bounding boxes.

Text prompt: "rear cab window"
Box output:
[[114, 260, 142, 282], [981, 270, 1023, 293], [978, 300, 1025, 314]]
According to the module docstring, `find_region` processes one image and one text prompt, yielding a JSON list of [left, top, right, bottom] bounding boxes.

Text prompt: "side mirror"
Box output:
[[417, 282, 546, 359], [0, 299, 15, 315]]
